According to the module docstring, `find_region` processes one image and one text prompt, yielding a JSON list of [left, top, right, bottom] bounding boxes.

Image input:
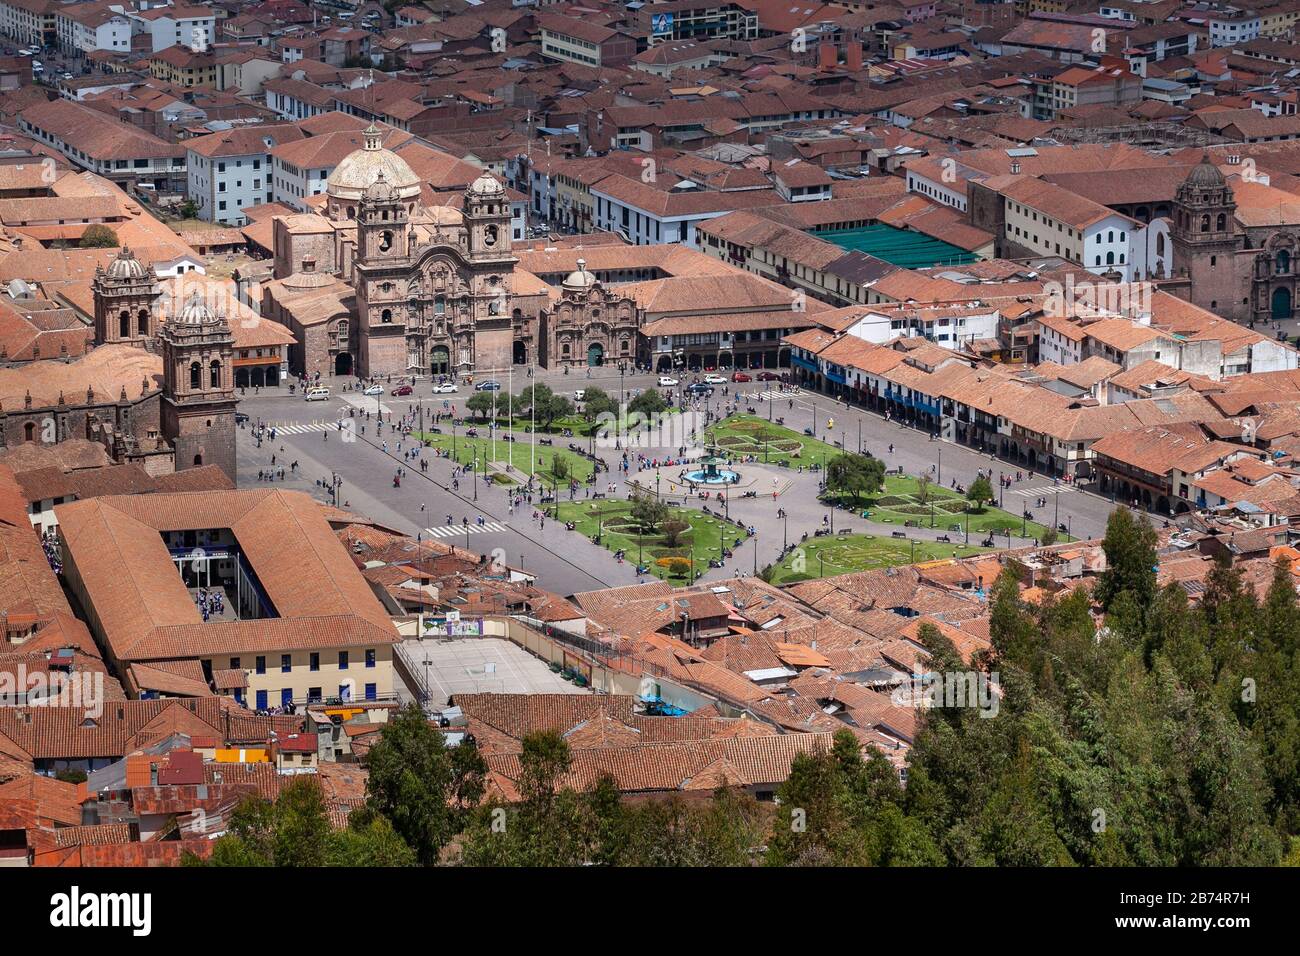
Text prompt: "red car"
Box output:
[[731, 371, 752, 382], [756, 370, 779, 381], [391, 384, 414, 396]]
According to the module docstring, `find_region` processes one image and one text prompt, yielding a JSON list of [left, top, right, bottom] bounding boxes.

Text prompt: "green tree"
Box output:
[[1094, 508, 1157, 614], [915, 472, 932, 505], [966, 475, 994, 511], [660, 517, 689, 547], [363, 703, 485, 865], [461, 730, 590, 866], [580, 386, 618, 422], [825, 452, 885, 505], [630, 492, 669, 533], [80, 224, 118, 248], [200, 777, 336, 867], [518, 383, 573, 430], [628, 389, 667, 418], [326, 814, 417, 867]]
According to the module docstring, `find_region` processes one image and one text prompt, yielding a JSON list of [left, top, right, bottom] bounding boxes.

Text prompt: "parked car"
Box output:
[[732, 371, 752, 382], [703, 373, 727, 385], [757, 370, 780, 381], [687, 382, 714, 395], [432, 382, 458, 393], [658, 376, 679, 387], [391, 384, 414, 396], [362, 384, 384, 395], [475, 380, 502, 391], [304, 387, 330, 401]]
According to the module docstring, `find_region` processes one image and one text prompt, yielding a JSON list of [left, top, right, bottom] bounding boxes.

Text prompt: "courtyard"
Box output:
[[398, 637, 586, 706]]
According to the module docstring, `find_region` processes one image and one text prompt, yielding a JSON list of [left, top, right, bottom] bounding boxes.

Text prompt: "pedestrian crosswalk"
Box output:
[[752, 389, 801, 402], [1008, 485, 1072, 498], [268, 421, 334, 436], [422, 521, 508, 539]]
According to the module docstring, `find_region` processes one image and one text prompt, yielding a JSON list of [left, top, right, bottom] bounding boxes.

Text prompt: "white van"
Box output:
[[304, 387, 330, 401]]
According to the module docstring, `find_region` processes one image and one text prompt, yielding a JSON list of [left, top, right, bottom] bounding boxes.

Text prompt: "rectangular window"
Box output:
[[255, 655, 266, 675], [308, 687, 322, 703], [281, 654, 291, 673], [365, 683, 377, 701], [338, 651, 348, 670], [310, 652, 319, 671], [256, 690, 267, 710], [230, 657, 240, 670], [365, 649, 376, 668]]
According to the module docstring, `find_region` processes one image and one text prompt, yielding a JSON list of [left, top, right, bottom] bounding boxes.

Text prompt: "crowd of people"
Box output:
[[40, 529, 61, 574], [194, 587, 225, 622]]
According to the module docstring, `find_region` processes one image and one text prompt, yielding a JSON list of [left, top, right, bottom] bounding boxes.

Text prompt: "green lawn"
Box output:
[[830, 474, 1067, 542], [767, 533, 991, 586], [707, 416, 1069, 543], [551, 498, 749, 583], [704, 414, 845, 465], [415, 432, 595, 483]]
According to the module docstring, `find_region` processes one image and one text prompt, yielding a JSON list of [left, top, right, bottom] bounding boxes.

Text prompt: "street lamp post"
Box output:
[[938, 444, 942, 487], [473, 455, 478, 501], [782, 510, 788, 551]]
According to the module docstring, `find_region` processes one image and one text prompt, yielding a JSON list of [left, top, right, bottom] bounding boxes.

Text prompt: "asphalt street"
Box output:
[[234, 365, 1125, 595]]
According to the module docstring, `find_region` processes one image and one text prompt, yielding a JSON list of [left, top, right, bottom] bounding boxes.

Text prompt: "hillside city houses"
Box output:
[[5, 0, 1300, 867]]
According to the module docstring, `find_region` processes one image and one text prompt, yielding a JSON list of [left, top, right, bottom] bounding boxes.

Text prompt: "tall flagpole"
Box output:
[[531, 366, 536, 478], [508, 362, 513, 473]]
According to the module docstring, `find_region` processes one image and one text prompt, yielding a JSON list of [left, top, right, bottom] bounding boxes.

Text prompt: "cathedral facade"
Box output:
[[1168, 155, 1300, 326], [265, 127, 637, 379], [0, 249, 239, 482]]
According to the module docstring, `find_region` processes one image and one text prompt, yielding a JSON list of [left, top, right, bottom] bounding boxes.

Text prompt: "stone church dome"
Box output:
[[562, 258, 598, 293], [327, 125, 420, 203], [1185, 154, 1226, 189], [105, 247, 148, 280], [176, 292, 218, 325], [468, 171, 504, 197]]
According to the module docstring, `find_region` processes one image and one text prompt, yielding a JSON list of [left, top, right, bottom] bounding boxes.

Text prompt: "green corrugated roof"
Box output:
[[814, 223, 978, 269]]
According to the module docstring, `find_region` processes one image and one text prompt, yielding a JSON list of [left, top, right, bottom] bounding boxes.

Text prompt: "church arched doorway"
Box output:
[[266, 366, 279, 386], [1273, 287, 1292, 320], [430, 346, 449, 376], [657, 355, 672, 372], [513, 340, 527, 365], [335, 352, 353, 376], [587, 343, 604, 367]]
